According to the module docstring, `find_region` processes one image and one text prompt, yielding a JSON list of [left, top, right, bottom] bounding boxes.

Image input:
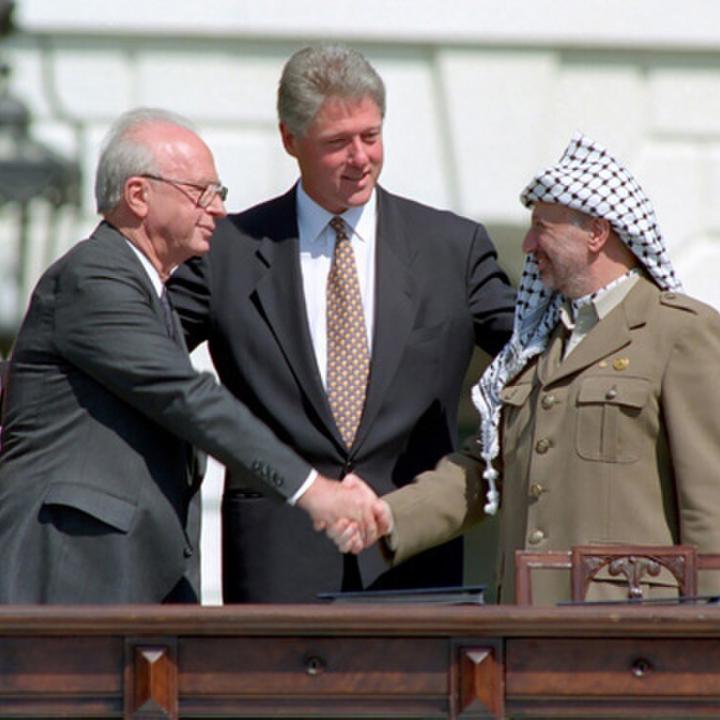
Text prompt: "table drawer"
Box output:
[[507, 638, 720, 697], [174, 637, 454, 717], [180, 636, 448, 695]]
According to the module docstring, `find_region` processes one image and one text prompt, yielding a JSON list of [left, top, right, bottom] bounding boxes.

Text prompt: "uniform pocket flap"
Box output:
[[43, 483, 136, 533], [500, 383, 533, 407], [577, 376, 649, 409]]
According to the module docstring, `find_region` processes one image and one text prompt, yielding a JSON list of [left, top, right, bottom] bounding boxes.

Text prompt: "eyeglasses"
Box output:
[[141, 174, 228, 209]]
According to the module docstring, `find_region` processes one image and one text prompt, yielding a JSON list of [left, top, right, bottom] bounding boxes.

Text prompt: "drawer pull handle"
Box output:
[[631, 658, 652, 678], [305, 655, 326, 676]]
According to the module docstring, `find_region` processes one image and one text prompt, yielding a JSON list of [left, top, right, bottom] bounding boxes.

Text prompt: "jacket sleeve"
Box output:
[[466, 223, 516, 357], [53, 257, 311, 500], [383, 447, 487, 565], [662, 302, 720, 593]]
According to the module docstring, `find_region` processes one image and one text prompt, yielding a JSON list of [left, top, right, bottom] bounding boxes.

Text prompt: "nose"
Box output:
[[207, 193, 227, 218], [522, 228, 537, 254], [347, 137, 368, 166]]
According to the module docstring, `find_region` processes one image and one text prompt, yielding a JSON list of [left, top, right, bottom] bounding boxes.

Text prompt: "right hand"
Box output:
[[296, 473, 381, 546], [325, 497, 394, 555]]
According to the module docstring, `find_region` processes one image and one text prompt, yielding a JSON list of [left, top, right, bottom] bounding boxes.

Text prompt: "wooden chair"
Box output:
[[514, 551, 572, 605], [515, 545, 720, 605]]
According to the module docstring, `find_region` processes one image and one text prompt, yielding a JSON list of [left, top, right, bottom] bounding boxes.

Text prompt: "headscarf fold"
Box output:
[[472, 131, 682, 514]]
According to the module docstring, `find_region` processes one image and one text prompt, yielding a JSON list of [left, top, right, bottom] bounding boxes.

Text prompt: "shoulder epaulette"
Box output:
[[659, 290, 698, 314]]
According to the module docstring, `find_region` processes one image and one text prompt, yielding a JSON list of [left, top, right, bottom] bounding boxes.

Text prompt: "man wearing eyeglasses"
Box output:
[[0, 107, 381, 604]]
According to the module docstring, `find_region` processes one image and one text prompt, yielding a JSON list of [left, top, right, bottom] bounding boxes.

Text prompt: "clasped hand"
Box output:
[[297, 473, 392, 554]]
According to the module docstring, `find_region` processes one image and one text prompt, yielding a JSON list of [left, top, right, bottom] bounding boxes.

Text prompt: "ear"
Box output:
[[279, 122, 298, 158], [124, 176, 149, 218], [587, 217, 611, 253]]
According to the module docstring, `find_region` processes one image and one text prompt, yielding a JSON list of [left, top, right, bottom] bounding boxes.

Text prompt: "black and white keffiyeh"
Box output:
[[472, 131, 682, 515]]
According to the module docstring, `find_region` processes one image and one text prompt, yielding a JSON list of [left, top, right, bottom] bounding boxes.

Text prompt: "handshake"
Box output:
[[297, 473, 393, 554]]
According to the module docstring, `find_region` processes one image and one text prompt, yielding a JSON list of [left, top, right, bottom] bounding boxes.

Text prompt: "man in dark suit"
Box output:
[[169, 45, 515, 603], [0, 107, 379, 604]]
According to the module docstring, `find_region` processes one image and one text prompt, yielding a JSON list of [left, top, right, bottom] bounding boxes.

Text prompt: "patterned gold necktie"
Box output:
[[326, 216, 370, 448]]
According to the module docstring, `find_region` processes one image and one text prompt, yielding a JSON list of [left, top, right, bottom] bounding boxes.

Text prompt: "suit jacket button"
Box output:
[[272, 474, 284, 488], [184, 547, 193, 558]]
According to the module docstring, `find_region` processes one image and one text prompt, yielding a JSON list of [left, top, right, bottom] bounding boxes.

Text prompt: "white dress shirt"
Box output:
[[126, 240, 165, 298], [296, 182, 377, 387]]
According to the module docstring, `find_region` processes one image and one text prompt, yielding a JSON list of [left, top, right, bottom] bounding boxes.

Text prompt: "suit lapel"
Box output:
[[353, 188, 417, 450], [536, 324, 566, 385], [248, 188, 423, 452], [95, 223, 203, 485], [250, 191, 342, 442], [97, 223, 185, 347]]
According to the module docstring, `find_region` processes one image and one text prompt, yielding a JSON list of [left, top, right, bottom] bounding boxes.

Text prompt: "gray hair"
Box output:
[[94, 107, 196, 214], [277, 44, 386, 137]]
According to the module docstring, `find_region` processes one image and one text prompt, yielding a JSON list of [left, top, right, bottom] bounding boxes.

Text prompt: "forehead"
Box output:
[[310, 95, 382, 132], [531, 201, 576, 224], [155, 135, 217, 181]]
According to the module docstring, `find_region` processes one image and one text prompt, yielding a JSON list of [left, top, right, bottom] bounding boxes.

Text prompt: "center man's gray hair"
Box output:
[[94, 107, 196, 215], [277, 44, 386, 137]]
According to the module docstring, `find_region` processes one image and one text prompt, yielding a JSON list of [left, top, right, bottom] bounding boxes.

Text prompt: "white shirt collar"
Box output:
[[125, 240, 165, 297], [295, 181, 376, 242], [561, 268, 641, 330], [592, 268, 641, 321]]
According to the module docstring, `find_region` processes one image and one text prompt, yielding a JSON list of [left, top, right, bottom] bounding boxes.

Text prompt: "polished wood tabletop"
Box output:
[[0, 603, 719, 718]]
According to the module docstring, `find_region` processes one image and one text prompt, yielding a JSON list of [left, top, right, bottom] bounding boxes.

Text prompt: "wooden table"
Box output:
[[1, 603, 719, 718]]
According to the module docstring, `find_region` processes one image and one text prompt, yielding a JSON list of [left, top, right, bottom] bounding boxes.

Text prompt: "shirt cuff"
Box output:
[[287, 469, 318, 506]]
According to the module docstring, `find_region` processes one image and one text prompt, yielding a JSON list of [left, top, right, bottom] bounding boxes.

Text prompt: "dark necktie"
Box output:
[[326, 216, 370, 448], [160, 285, 203, 485], [160, 286, 177, 341]]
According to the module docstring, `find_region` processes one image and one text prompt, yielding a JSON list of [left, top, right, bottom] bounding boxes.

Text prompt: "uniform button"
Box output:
[[529, 483, 545, 498], [605, 387, 618, 400], [535, 438, 553, 454], [528, 529, 545, 545], [541, 394, 556, 410], [183, 547, 193, 558]]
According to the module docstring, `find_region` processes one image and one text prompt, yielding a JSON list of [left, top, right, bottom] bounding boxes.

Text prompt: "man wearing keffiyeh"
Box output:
[[329, 132, 720, 605]]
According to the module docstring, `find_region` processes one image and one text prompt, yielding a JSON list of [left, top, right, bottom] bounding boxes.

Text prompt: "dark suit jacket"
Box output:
[[0, 221, 311, 604], [169, 185, 515, 602]]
